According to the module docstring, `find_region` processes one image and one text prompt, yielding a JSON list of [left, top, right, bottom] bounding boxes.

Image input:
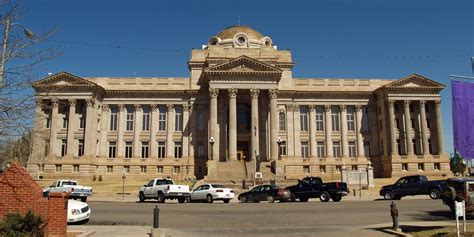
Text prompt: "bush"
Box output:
[[92, 175, 96, 182], [0, 209, 45, 237], [98, 175, 102, 182]]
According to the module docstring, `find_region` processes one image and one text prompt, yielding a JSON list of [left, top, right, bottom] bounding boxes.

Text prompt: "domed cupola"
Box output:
[[206, 25, 274, 49]]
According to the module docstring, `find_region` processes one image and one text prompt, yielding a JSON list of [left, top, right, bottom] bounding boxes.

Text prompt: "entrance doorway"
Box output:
[[237, 142, 249, 162]]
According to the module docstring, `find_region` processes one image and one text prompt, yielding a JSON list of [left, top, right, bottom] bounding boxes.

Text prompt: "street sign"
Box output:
[[455, 200, 466, 237]]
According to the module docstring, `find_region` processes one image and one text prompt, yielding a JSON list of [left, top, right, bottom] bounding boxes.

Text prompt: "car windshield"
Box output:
[[211, 184, 226, 188]]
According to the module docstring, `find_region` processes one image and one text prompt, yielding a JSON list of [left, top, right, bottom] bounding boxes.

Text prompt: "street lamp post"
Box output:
[[1, 17, 35, 90], [209, 137, 215, 160], [277, 137, 282, 160]]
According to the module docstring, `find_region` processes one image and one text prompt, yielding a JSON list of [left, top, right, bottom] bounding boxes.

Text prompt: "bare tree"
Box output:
[[0, 1, 61, 165]]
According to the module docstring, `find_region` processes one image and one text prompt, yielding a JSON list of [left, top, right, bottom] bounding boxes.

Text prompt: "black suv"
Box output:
[[441, 178, 474, 214]]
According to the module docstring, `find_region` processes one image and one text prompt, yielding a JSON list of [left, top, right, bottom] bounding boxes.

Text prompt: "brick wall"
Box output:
[[0, 161, 68, 237]]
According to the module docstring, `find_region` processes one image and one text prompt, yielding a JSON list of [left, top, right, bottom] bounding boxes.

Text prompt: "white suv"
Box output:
[[189, 184, 235, 203]]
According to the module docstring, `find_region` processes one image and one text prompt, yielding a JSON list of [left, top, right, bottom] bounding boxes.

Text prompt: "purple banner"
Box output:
[[452, 80, 474, 160]]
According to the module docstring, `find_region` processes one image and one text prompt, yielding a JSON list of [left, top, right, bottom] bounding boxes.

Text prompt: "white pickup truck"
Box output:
[[138, 178, 190, 203], [43, 180, 93, 202]]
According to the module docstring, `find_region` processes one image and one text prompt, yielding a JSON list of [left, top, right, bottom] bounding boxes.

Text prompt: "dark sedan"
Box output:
[[238, 185, 291, 203]]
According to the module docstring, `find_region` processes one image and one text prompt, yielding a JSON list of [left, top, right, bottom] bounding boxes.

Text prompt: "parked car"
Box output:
[[43, 180, 93, 202], [138, 178, 191, 203], [285, 177, 349, 202], [441, 178, 474, 215], [238, 185, 291, 203], [188, 184, 235, 203], [67, 199, 91, 224], [379, 175, 445, 200]]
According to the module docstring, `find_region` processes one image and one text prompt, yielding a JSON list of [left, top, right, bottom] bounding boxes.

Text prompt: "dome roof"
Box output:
[[216, 26, 264, 41]]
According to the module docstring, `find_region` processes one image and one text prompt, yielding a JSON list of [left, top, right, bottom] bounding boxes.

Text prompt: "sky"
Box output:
[[15, 0, 474, 154]]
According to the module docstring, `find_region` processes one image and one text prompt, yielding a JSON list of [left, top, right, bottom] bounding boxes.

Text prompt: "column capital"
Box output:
[[285, 104, 293, 112], [86, 98, 95, 107], [387, 99, 396, 105], [355, 104, 363, 111], [209, 88, 219, 98], [308, 104, 316, 111], [268, 89, 278, 99], [228, 88, 238, 98], [101, 104, 109, 112], [419, 100, 426, 108], [35, 98, 43, 107], [51, 99, 59, 107], [118, 104, 126, 111], [250, 89, 260, 98], [68, 99, 77, 107], [403, 100, 410, 107], [167, 104, 175, 112], [150, 104, 159, 111], [435, 100, 442, 108], [134, 104, 142, 112], [324, 104, 331, 112], [183, 103, 193, 112], [340, 104, 347, 111]]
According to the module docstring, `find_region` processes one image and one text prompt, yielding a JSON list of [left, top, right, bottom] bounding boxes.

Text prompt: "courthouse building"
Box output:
[[28, 26, 450, 181]]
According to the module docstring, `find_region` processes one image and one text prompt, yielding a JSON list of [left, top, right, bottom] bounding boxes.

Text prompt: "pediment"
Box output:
[[33, 71, 99, 89], [384, 74, 445, 89], [204, 56, 283, 75]]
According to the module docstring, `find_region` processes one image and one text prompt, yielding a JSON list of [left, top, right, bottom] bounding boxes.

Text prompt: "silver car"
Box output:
[[188, 184, 235, 203]]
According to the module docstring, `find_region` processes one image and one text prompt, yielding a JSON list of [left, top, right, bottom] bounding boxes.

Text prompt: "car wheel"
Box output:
[[290, 193, 296, 202], [320, 191, 330, 202], [299, 197, 309, 202], [267, 195, 275, 203], [223, 199, 230, 203], [331, 195, 342, 202], [178, 197, 186, 203], [139, 192, 145, 203], [80, 197, 87, 202], [185, 196, 192, 203], [206, 194, 214, 203], [157, 192, 165, 203], [429, 189, 441, 199], [240, 196, 248, 203], [383, 191, 395, 200]]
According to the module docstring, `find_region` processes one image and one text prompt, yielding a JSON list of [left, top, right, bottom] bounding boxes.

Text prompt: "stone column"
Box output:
[[388, 100, 397, 156], [309, 105, 317, 159], [419, 100, 430, 155], [84, 98, 96, 156], [340, 105, 348, 158], [324, 104, 333, 158], [49, 99, 59, 157], [356, 105, 365, 158], [117, 105, 126, 157], [209, 88, 219, 160], [150, 105, 158, 158], [286, 105, 295, 158], [166, 104, 175, 158], [99, 104, 109, 157], [250, 89, 260, 160], [66, 99, 76, 156], [189, 104, 197, 159], [404, 100, 414, 155], [269, 89, 279, 160], [228, 89, 238, 161], [435, 100, 445, 155], [133, 104, 142, 158], [182, 104, 191, 158], [293, 105, 301, 158]]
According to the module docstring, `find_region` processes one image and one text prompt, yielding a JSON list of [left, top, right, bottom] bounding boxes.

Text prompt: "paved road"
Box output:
[[83, 198, 461, 236]]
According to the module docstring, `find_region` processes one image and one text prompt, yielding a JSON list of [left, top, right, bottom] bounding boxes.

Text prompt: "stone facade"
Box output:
[[27, 26, 450, 181]]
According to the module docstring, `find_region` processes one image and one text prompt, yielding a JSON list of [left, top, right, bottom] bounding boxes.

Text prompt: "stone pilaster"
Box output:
[[250, 89, 260, 160], [286, 105, 295, 158], [133, 104, 142, 158], [435, 100, 445, 155], [324, 104, 333, 158], [309, 105, 317, 159], [340, 104, 348, 158], [66, 99, 77, 156], [269, 89, 278, 160], [49, 99, 59, 157], [166, 104, 175, 158], [228, 88, 238, 161], [388, 100, 397, 156], [117, 104, 126, 157], [419, 100, 430, 155], [356, 105, 365, 158], [182, 103, 191, 158], [293, 105, 301, 158], [99, 104, 109, 157], [404, 100, 414, 155], [209, 88, 219, 160], [84, 98, 96, 157], [150, 105, 158, 158]]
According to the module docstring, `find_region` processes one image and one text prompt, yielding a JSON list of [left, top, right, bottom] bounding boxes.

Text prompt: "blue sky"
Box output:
[[19, 0, 473, 154]]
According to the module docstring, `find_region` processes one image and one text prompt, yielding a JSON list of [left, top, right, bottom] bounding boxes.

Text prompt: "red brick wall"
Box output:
[[0, 161, 68, 237]]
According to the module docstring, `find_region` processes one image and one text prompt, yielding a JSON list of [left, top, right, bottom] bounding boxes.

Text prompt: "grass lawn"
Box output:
[[405, 224, 473, 237]]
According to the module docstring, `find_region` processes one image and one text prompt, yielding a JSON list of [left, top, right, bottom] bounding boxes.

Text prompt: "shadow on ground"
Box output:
[[369, 225, 445, 236]]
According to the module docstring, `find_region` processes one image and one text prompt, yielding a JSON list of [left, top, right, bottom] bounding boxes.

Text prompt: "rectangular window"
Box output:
[[141, 141, 149, 158], [174, 166, 181, 173], [428, 139, 432, 154], [126, 108, 134, 132], [336, 165, 342, 173], [78, 139, 84, 157], [174, 142, 182, 158], [301, 142, 309, 159], [125, 141, 133, 159], [197, 141, 204, 157], [362, 107, 369, 132], [316, 106, 324, 132], [108, 141, 117, 158], [396, 139, 402, 155], [413, 139, 417, 155], [364, 141, 370, 157], [123, 166, 130, 173], [73, 164, 80, 173], [317, 141, 325, 158], [331, 106, 340, 132], [410, 118, 415, 129], [426, 118, 430, 129], [320, 165, 326, 173], [61, 139, 67, 157], [142, 108, 150, 132], [197, 111, 205, 131], [107, 166, 113, 173], [110, 108, 118, 131], [402, 163, 408, 171], [175, 106, 183, 131], [333, 141, 341, 158], [55, 164, 62, 172], [158, 142, 166, 158], [279, 141, 287, 157], [348, 141, 356, 158], [418, 163, 424, 171], [38, 164, 45, 172], [351, 165, 358, 171], [157, 166, 164, 173], [158, 106, 166, 131], [140, 166, 147, 173], [303, 166, 310, 174], [79, 115, 85, 129], [300, 106, 308, 132], [434, 163, 440, 171], [347, 107, 355, 132], [279, 112, 286, 131], [394, 118, 399, 129], [63, 115, 68, 129], [46, 115, 51, 129]]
